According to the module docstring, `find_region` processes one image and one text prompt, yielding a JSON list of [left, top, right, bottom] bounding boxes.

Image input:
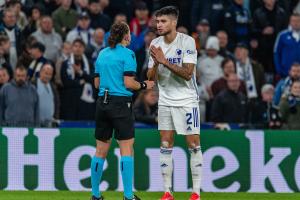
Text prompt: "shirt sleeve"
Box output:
[[183, 37, 197, 64], [94, 52, 101, 76], [124, 50, 137, 76]]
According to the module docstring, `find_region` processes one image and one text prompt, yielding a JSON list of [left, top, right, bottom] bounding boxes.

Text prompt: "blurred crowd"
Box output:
[[0, 0, 300, 130]]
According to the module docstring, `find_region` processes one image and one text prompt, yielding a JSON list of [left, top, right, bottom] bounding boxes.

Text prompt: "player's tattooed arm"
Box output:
[[163, 62, 195, 81]]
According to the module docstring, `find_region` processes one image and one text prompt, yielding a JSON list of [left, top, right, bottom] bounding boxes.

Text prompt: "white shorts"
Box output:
[[158, 105, 200, 135]]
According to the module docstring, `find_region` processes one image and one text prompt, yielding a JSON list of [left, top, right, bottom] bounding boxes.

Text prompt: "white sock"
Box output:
[[160, 147, 173, 193], [189, 146, 203, 195]]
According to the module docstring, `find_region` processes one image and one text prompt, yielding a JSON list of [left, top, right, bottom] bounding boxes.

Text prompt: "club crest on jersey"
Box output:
[[186, 49, 195, 55], [176, 49, 182, 55]]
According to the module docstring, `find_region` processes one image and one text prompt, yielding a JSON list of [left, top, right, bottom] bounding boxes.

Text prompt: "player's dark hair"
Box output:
[[155, 6, 179, 19], [108, 22, 129, 48]]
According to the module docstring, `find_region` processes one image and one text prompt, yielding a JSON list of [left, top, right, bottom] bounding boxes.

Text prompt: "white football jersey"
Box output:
[[148, 32, 198, 107]]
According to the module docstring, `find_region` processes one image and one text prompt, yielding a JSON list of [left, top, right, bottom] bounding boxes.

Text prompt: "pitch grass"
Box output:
[[1, 191, 300, 200]]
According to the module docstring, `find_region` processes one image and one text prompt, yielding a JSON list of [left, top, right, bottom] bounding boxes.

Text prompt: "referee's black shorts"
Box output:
[[95, 95, 135, 141]]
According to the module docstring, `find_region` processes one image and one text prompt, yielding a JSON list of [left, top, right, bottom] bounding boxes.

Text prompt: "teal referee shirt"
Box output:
[[95, 44, 137, 97]]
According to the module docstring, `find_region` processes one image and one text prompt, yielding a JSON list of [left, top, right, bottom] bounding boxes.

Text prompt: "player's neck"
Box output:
[[163, 31, 177, 44]]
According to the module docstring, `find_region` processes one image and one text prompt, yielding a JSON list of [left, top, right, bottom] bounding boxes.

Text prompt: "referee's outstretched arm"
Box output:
[[124, 76, 154, 91]]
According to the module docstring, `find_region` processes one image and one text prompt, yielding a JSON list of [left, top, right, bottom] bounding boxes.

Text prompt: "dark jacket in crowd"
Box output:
[[0, 80, 39, 126], [89, 11, 112, 32], [191, 0, 232, 34], [60, 58, 95, 120], [223, 2, 251, 50], [252, 4, 288, 73], [249, 100, 282, 129], [211, 89, 248, 123], [134, 101, 158, 124], [211, 77, 247, 97], [279, 95, 300, 130], [0, 23, 23, 56]]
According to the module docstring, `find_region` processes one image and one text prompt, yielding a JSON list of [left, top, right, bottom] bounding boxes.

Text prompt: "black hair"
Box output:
[[108, 22, 129, 48], [72, 38, 86, 48], [30, 42, 46, 53], [155, 6, 179, 19], [221, 57, 236, 71]]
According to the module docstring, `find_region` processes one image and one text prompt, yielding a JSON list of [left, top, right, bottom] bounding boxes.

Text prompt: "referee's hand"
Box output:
[[144, 80, 155, 90]]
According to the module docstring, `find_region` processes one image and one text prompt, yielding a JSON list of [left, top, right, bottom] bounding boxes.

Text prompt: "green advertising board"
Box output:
[[0, 128, 300, 192]]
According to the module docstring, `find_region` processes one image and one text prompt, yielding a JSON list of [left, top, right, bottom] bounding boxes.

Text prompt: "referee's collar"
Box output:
[[117, 43, 125, 48]]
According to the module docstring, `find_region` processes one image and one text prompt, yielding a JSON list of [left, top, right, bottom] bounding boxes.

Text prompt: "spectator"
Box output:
[[60, 39, 95, 120], [0, 65, 39, 126], [22, 5, 42, 39], [217, 30, 235, 59], [197, 36, 224, 98], [104, 13, 145, 51], [88, 0, 112, 31], [134, 89, 158, 125], [52, 0, 78, 39], [211, 73, 248, 123], [130, 1, 150, 36], [252, 0, 288, 78], [273, 63, 300, 105], [16, 35, 36, 69], [55, 42, 72, 87], [274, 13, 300, 77], [89, 28, 105, 64], [0, 8, 23, 69], [191, 0, 232, 34], [34, 63, 59, 127], [234, 43, 265, 99], [32, 15, 63, 62], [211, 58, 246, 97], [135, 29, 157, 81], [0, 68, 10, 88], [66, 12, 94, 46], [7, 0, 28, 30], [28, 42, 48, 82], [177, 26, 189, 35], [0, 35, 13, 77], [250, 84, 282, 129], [74, 0, 89, 13], [279, 80, 300, 130], [223, 0, 251, 50], [192, 19, 211, 55]]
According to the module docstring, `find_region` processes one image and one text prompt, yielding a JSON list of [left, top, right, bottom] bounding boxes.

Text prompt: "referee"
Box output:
[[90, 22, 154, 200]]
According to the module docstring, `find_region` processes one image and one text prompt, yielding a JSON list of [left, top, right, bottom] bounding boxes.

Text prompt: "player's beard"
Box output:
[[159, 29, 172, 36]]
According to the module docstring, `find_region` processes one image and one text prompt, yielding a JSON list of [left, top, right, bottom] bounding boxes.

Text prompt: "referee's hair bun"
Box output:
[[108, 22, 129, 48]]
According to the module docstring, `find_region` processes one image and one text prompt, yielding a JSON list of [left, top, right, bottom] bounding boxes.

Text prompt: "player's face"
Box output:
[[156, 15, 176, 36]]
